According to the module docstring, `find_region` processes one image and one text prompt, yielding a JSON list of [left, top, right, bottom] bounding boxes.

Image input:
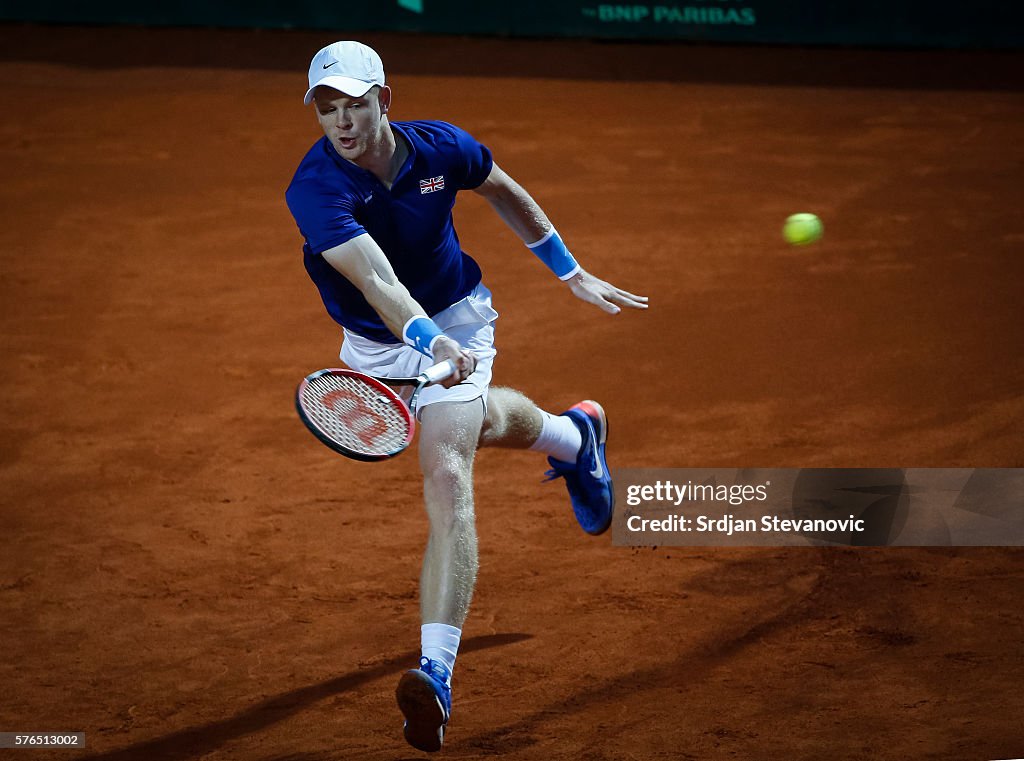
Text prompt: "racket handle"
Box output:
[[421, 360, 457, 385]]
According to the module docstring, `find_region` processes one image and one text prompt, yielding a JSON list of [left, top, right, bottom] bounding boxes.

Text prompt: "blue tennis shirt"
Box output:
[[285, 120, 494, 343]]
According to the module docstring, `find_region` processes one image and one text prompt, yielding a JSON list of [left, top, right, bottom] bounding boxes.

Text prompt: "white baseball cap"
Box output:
[[304, 41, 385, 105]]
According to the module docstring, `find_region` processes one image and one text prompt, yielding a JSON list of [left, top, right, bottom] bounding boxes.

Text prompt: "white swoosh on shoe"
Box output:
[[587, 423, 604, 480]]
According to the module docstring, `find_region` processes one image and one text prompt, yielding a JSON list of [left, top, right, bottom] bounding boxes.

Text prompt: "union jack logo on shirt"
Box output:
[[419, 175, 445, 194]]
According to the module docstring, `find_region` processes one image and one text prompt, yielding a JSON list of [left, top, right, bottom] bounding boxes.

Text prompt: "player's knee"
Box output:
[[424, 458, 471, 493], [422, 445, 473, 497]]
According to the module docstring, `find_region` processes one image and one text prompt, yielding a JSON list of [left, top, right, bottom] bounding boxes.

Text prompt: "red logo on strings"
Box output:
[[322, 388, 389, 447]]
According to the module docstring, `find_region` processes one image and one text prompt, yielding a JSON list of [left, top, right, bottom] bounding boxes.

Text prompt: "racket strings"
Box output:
[[300, 374, 410, 455]]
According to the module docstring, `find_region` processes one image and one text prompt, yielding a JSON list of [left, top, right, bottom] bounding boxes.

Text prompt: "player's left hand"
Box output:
[[566, 269, 649, 315]]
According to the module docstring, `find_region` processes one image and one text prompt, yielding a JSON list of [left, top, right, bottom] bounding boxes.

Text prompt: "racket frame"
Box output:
[[295, 360, 456, 461], [295, 369, 414, 461]]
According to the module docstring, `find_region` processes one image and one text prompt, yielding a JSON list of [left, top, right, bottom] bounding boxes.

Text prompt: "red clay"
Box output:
[[1, 25, 1022, 761]]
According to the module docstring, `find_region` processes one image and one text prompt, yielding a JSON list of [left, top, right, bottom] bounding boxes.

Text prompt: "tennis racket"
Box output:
[[295, 360, 456, 461]]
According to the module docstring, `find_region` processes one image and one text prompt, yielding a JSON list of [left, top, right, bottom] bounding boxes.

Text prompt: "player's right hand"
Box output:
[[431, 336, 477, 388]]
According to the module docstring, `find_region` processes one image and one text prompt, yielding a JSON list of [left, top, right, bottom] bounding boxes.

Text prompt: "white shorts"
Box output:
[[339, 283, 498, 417]]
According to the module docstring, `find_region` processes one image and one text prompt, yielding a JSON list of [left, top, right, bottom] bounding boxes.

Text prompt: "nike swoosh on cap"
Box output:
[[323, 62, 337, 69]]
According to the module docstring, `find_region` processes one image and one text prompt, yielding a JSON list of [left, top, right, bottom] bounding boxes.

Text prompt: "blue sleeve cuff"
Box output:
[[525, 228, 580, 280], [402, 315, 445, 357]]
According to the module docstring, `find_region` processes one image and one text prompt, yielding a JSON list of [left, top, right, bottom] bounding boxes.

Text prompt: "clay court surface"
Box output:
[[2, 24, 1023, 760]]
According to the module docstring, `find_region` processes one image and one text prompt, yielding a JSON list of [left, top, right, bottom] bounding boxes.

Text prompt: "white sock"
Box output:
[[421, 623, 461, 684], [529, 410, 583, 463]]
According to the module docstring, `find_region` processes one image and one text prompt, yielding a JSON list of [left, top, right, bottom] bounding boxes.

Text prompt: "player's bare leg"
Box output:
[[482, 386, 614, 535], [477, 386, 543, 448], [417, 398, 484, 626], [395, 397, 483, 752]]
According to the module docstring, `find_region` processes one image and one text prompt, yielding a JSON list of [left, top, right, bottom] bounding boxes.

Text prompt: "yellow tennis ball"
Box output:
[[783, 213, 823, 245]]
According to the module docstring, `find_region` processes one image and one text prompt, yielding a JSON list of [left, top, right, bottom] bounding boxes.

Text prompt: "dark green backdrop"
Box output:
[[2, 0, 1022, 49]]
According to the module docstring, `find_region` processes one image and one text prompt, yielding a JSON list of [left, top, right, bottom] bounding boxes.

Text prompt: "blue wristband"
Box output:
[[525, 228, 580, 280], [402, 315, 444, 357]]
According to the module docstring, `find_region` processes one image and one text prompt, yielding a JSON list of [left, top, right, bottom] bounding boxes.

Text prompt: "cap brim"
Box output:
[[303, 76, 377, 104]]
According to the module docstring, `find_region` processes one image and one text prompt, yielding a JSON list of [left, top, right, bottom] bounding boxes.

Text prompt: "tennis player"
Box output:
[[285, 40, 647, 752]]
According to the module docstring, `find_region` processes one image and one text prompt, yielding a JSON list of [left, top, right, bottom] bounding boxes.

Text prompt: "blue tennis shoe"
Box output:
[[396, 656, 452, 753], [545, 400, 614, 535]]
